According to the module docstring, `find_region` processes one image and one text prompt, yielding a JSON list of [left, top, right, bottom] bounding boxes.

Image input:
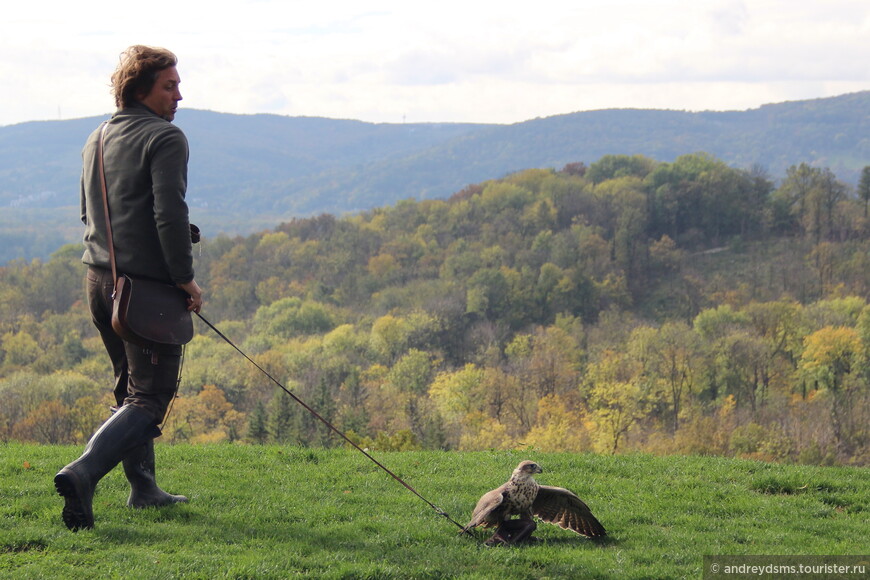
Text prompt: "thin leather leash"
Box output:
[[194, 311, 472, 535]]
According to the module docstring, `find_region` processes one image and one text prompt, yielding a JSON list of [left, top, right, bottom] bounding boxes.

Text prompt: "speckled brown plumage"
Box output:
[[462, 460, 606, 544], [532, 484, 607, 537]]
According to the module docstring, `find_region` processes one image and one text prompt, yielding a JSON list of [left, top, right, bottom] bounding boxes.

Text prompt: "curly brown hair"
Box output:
[[110, 45, 178, 108]]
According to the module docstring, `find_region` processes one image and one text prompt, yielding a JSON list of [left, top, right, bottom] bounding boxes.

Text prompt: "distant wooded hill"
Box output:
[[1, 91, 869, 263]]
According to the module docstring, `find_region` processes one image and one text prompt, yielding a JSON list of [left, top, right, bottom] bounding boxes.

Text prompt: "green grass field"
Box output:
[[1, 444, 867, 579]]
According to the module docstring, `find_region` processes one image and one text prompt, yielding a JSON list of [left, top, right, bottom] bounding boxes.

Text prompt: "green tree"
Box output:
[[858, 165, 870, 217], [713, 330, 771, 411], [694, 305, 750, 342], [388, 349, 433, 395], [586, 154, 657, 184], [1, 331, 40, 369], [31, 245, 84, 315], [267, 387, 296, 444], [466, 267, 511, 322], [775, 164, 848, 243], [855, 305, 870, 381], [253, 297, 336, 339], [631, 321, 703, 433]]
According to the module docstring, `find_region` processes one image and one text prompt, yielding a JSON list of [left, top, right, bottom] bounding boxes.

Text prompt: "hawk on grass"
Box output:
[[462, 460, 606, 545]]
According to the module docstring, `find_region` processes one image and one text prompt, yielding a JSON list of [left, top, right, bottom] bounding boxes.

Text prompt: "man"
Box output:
[[55, 45, 204, 531]]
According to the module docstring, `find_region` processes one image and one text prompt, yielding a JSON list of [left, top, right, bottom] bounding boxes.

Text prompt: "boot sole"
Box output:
[[54, 471, 94, 531]]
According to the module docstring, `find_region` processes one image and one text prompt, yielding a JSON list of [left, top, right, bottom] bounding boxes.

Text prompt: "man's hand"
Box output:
[[178, 279, 203, 313]]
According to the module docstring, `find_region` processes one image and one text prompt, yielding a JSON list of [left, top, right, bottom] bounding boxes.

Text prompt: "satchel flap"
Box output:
[[115, 276, 194, 345]]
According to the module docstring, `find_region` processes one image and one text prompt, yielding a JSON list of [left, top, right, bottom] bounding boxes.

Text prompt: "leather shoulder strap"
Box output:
[[97, 122, 119, 285]]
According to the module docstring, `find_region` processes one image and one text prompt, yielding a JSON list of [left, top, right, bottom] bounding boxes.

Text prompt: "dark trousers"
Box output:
[[87, 267, 181, 423]]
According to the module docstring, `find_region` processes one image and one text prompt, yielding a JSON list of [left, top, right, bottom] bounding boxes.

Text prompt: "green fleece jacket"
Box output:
[[81, 103, 194, 285]]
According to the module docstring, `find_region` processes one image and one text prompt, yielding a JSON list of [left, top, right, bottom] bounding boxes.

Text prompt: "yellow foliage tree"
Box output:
[[523, 394, 590, 452], [428, 364, 485, 423], [428, 364, 485, 447], [163, 384, 246, 444], [70, 395, 108, 444], [588, 350, 648, 454], [799, 326, 866, 455], [458, 412, 515, 451], [12, 400, 75, 444], [369, 314, 413, 364], [799, 326, 861, 391]]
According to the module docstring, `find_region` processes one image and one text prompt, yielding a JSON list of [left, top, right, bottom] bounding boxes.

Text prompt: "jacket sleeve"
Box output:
[[149, 127, 194, 285]]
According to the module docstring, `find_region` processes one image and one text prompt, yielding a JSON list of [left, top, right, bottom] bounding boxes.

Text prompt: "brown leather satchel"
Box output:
[[97, 122, 194, 347], [111, 274, 193, 346]]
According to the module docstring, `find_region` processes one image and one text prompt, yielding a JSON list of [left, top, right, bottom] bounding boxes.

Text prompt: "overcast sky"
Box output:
[[3, 0, 868, 127]]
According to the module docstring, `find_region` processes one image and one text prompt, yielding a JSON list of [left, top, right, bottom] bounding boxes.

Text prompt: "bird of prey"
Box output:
[[462, 460, 606, 545]]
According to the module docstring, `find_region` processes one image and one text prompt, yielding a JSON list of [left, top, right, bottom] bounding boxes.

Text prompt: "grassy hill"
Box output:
[[3, 445, 867, 579]]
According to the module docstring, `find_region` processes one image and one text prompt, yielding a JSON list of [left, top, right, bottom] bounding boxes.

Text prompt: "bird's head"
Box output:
[[512, 460, 543, 481]]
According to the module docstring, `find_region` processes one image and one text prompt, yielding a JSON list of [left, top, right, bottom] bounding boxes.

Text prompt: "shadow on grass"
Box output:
[[535, 535, 617, 548], [458, 529, 617, 549]]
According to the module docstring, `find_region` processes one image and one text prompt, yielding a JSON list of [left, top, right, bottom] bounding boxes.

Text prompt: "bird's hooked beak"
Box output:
[[534, 465, 543, 474]]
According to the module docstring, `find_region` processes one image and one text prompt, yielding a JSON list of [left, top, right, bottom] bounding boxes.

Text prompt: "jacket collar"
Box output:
[[113, 101, 166, 120]]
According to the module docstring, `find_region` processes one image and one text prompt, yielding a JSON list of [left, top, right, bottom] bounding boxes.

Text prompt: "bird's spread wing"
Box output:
[[532, 485, 607, 538], [463, 486, 507, 530]]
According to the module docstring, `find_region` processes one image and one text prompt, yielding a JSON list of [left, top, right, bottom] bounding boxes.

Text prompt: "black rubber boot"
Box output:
[[123, 438, 188, 508], [54, 405, 154, 531]]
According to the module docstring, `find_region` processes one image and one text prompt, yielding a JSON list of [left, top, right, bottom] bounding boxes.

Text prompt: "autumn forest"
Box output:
[[2, 153, 870, 465]]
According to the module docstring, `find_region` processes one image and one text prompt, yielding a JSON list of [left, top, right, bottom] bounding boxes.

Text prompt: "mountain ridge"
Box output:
[[1, 91, 868, 262]]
